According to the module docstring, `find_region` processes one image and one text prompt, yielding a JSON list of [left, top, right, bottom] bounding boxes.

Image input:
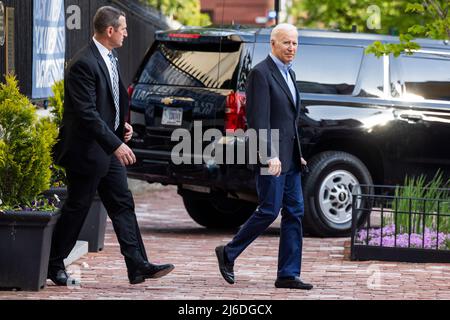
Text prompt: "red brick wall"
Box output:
[[201, 0, 273, 25]]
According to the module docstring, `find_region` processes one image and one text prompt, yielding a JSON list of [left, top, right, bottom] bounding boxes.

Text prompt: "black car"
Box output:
[[126, 27, 450, 237]]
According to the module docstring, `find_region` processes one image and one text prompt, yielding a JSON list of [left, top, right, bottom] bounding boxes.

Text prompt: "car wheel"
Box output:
[[303, 151, 373, 237], [182, 192, 256, 229]]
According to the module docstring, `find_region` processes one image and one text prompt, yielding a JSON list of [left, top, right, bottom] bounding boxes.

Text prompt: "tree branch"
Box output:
[[423, 0, 450, 39], [425, 0, 445, 19]]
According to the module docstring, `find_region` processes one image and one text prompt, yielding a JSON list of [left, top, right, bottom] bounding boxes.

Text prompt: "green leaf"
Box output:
[[406, 3, 425, 13], [408, 25, 427, 35]]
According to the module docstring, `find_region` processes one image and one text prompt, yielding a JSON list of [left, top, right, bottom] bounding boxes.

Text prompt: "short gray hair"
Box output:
[[94, 6, 126, 34], [270, 23, 298, 42]]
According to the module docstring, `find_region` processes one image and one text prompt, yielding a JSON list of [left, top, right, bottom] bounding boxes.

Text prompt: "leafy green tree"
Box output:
[[288, 0, 449, 57], [366, 1, 449, 57], [289, 0, 431, 35], [143, 0, 211, 26]]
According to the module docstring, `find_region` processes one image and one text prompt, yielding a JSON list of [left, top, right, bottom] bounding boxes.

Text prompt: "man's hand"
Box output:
[[267, 157, 282, 177], [301, 158, 307, 166], [114, 143, 136, 166], [124, 122, 133, 143]]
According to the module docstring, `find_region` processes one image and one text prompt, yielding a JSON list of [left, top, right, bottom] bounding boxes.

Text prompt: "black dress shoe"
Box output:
[[129, 262, 175, 285], [47, 269, 73, 286], [215, 245, 235, 284], [275, 277, 313, 290]]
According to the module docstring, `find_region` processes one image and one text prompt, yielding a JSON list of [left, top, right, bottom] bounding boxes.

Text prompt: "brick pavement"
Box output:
[[1, 186, 449, 300]]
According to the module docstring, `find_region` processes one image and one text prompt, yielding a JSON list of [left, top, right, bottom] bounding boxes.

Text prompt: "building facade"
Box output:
[[200, 0, 274, 25]]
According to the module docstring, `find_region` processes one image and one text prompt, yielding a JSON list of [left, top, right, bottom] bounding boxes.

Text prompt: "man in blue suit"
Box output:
[[215, 24, 313, 290]]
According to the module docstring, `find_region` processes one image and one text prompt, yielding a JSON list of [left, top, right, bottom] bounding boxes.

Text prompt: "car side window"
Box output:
[[353, 54, 385, 98], [398, 54, 450, 101], [389, 54, 406, 98], [294, 44, 364, 95]]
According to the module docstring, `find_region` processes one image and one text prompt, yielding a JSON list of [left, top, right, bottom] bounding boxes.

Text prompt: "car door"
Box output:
[[388, 52, 450, 181]]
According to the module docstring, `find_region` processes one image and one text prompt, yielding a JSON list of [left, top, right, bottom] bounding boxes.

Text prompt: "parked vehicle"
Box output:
[[127, 27, 450, 236]]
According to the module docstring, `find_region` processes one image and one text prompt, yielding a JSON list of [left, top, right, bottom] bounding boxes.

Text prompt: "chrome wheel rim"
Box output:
[[318, 170, 361, 225]]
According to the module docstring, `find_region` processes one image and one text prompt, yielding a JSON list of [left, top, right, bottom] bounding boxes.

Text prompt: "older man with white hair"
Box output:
[[215, 24, 313, 290]]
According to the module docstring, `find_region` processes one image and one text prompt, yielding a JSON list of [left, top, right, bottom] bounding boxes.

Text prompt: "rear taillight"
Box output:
[[225, 92, 247, 133], [168, 33, 201, 39], [127, 85, 135, 123]]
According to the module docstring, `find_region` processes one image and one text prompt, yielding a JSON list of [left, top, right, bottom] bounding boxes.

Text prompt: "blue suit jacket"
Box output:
[[246, 56, 303, 173]]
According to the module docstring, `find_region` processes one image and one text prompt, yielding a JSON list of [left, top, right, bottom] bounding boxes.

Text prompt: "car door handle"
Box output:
[[400, 114, 423, 122]]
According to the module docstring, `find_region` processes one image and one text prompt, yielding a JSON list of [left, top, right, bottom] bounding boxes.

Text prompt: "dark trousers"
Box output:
[[224, 163, 304, 278], [48, 156, 148, 275]]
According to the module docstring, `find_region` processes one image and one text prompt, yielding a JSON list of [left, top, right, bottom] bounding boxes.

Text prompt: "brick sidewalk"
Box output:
[[1, 187, 449, 300]]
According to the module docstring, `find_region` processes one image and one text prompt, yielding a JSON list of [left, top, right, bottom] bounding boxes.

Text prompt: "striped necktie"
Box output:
[[108, 52, 120, 131]]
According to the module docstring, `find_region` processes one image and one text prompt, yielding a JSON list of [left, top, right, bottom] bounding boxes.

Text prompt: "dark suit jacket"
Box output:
[[54, 41, 128, 177], [246, 56, 302, 173]]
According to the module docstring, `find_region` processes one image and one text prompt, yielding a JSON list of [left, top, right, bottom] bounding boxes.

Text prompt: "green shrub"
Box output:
[[48, 80, 64, 128], [48, 79, 67, 188], [0, 75, 58, 207], [392, 170, 450, 234]]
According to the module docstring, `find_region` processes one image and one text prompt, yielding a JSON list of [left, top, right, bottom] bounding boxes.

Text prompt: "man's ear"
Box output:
[[106, 26, 114, 37]]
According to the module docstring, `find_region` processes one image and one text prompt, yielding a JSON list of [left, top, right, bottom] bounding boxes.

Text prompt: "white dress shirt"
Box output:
[[93, 37, 116, 86]]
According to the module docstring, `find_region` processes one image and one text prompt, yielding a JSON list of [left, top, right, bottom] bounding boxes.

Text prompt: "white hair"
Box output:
[[270, 23, 298, 42]]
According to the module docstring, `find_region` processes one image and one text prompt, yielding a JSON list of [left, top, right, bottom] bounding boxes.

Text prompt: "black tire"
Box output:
[[303, 151, 373, 237], [182, 192, 256, 229]]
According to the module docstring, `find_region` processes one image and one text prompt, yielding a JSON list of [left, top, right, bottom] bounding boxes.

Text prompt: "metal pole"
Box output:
[[275, 0, 280, 25]]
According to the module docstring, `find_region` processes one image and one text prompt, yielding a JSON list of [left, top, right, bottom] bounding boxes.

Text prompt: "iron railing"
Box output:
[[351, 185, 450, 263]]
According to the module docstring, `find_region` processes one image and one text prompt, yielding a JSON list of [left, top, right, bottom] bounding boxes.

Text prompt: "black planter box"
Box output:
[[78, 198, 107, 252], [44, 188, 108, 252], [0, 211, 61, 291]]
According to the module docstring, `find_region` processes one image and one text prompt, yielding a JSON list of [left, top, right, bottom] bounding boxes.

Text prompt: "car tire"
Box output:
[[303, 151, 373, 237], [182, 192, 256, 229]]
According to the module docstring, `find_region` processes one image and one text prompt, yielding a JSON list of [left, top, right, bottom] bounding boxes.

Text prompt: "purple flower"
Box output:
[[355, 224, 450, 250]]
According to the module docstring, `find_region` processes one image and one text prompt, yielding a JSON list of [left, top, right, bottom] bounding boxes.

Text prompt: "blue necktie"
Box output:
[[108, 52, 120, 131]]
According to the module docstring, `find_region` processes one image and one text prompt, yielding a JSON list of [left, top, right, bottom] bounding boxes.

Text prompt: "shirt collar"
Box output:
[[93, 37, 112, 60], [269, 53, 293, 74]]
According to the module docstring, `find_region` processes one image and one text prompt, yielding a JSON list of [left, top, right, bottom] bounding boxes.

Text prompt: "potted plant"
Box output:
[[46, 80, 108, 253], [0, 75, 60, 291]]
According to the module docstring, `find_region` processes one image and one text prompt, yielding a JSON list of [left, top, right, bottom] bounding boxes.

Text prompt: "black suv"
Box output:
[[127, 27, 450, 237]]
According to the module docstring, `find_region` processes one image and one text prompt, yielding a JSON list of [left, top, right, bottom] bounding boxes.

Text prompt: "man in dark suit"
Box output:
[[48, 6, 174, 286], [215, 24, 313, 290]]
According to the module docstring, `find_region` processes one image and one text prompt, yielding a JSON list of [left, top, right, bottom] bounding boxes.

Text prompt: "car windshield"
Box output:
[[138, 41, 242, 89]]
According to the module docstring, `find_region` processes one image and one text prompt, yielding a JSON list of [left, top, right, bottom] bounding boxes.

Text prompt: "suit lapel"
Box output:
[[289, 68, 301, 112], [90, 41, 114, 101], [266, 57, 296, 109]]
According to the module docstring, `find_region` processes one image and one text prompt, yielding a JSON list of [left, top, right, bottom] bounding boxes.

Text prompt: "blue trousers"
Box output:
[[224, 166, 304, 278]]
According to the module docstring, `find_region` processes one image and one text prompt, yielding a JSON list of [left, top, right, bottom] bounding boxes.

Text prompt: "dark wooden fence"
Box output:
[[0, 0, 169, 98]]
